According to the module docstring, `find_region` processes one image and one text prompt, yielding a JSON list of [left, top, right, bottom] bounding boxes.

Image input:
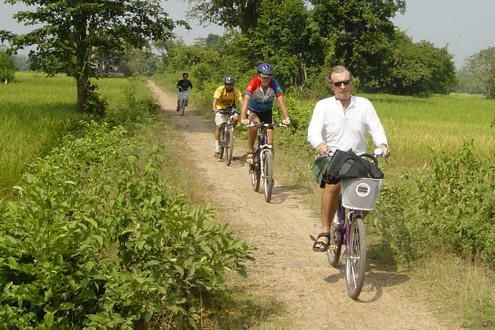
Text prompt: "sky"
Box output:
[[1, 0, 494, 69]]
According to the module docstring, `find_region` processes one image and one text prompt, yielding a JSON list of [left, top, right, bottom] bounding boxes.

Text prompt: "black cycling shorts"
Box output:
[[249, 110, 273, 124]]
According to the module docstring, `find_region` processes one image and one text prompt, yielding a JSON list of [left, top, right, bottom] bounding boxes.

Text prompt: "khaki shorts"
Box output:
[[215, 112, 238, 126]]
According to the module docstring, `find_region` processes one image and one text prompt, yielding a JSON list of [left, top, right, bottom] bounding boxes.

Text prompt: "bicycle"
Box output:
[[216, 108, 238, 166], [246, 121, 286, 203], [177, 88, 188, 116], [324, 149, 384, 300]]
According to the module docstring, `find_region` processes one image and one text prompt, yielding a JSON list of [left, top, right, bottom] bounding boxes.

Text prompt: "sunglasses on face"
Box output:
[[332, 80, 351, 87]]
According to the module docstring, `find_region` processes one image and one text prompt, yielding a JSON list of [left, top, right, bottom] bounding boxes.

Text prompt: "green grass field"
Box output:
[[368, 93, 495, 168], [0, 72, 80, 195], [0, 72, 150, 196]]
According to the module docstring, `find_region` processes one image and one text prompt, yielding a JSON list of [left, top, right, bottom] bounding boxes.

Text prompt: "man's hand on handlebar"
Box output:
[[379, 144, 391, 158], [241, 118, 250, 125], [316, 143, 328, 156]]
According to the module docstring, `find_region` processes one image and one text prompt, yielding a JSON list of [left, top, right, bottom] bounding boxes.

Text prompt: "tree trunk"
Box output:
[[76, 73, 89, 113]]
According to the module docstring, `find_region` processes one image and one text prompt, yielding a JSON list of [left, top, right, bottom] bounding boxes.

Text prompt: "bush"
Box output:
[[0, 118, 252, 327], [373, 142, 495, 265], [0, 52, 15, 83]]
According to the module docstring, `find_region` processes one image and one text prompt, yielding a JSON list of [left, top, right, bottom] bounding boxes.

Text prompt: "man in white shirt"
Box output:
[[307, 65, 391, 252]]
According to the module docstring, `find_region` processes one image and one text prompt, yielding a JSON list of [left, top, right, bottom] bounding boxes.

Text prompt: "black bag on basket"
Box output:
[[325, 149, 384, 182]]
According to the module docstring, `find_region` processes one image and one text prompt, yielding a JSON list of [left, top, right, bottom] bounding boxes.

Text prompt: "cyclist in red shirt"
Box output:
[[240, 63, 290, 163]]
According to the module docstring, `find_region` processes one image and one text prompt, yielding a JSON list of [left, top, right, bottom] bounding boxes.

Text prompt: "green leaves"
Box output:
[[0, 113, 252, 326], [374, 142, 495, 265]]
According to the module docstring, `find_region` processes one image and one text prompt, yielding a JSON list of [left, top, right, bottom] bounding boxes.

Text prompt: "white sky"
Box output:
[[2, 0, 494, 69]]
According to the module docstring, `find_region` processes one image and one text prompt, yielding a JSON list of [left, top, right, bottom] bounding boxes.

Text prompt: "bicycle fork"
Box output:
[[259, 147, 272, 179]]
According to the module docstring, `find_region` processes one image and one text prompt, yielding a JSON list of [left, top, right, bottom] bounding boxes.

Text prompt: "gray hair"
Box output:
[[326, 65, 353, 85]]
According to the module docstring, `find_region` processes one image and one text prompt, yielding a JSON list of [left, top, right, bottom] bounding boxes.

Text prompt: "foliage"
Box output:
[[0, 117, 252, 327], [2, 0, 176, 113], [163, 43, 246, 91], [185, 0, 263, 34], [249, 0, 310, 87], [0, 51, 15, 83], [373, 142, 495, 265], [456, 47, 495, 98], [383, 31, 456, 95], [309, 0, 405, 85]]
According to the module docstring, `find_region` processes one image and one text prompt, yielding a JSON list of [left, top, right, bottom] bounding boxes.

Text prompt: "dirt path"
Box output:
[[148, 81, 453, 329]]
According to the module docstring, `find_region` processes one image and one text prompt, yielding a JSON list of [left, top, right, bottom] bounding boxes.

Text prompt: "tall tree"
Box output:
[[385, 32, 456, 95], [309, 0, 405, 84], [457, 47, 495, 98], [251, 0, 310, 86], [2, 0, 179, 113], [185, 0, 263, 34]]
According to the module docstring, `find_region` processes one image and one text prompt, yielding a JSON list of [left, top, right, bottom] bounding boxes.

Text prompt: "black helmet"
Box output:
[[257, 63, 273, 76], [224, 75, 235, 84]]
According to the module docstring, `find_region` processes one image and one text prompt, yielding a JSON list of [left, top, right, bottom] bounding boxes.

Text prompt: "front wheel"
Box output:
[[345, 216, 366, 300], [179, 98, 186, 116], [218, 125, 226, 160], [226, 126, 234, 166], [262, 150, 273, 202]]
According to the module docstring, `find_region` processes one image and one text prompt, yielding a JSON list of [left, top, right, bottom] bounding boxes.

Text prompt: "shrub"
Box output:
[[0, 118, 252, 327], [0, 52, 15, 83], [373, 142, 495, 265]]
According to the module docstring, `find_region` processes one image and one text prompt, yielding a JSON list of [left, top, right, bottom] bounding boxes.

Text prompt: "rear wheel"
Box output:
[[326, 223, 343, 267], [262, 150, 273, 202], [226, 126, 234, 166], [345, 216, 366, 300]]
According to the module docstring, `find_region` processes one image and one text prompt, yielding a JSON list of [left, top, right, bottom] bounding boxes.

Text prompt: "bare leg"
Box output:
[[247, 113, 260, 154], [314, 182, 341, 249], [267, 128, 274, 145]]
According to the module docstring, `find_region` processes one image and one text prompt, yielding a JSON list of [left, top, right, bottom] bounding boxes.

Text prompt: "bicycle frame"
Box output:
[[248, 122, 284, 202], [217, 108, 237, 165], [325, 150, 384, 300], [178, 90, 188, 115]]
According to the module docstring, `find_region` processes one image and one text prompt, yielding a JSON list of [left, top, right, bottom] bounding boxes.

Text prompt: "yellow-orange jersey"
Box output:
[[213, 85, 242, 110]]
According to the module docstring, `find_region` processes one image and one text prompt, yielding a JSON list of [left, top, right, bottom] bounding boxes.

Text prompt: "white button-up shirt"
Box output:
[[307, 95, 388, 155]]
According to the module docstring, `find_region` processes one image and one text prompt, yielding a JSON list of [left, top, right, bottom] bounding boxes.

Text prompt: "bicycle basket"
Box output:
[[341, 178, 383, 210]]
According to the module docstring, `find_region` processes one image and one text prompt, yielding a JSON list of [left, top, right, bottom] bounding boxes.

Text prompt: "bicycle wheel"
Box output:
[[218, 126, 226, 160], [262, 150, 273, 202], [226, 126, 234, 166], [250, 155, 260, 192], [345, 216, 366, 300], [326, 224, 343, 267], [179, 98, 185, 116]]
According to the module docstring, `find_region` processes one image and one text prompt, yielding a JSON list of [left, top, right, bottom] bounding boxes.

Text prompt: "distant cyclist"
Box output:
[[240, 63, 290, 164], [212, 75, 243, 155], [176, 72, 193, 112]]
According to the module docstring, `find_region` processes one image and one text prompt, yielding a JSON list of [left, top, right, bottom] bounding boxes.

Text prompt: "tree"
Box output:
[[0, 50, 15, 83], [309, 0, 405, 85], [185, 0, 263, 34], [381, 31, 456, 95], [2, 0, 179, 113], [457, 47, 495, 98], [250, 0, 310, 86]]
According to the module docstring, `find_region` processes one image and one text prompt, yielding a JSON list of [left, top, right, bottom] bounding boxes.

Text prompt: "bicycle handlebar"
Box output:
[[320, 148, 384, 165], [216, 108, 238, 115], [245, 121, 287, 129]]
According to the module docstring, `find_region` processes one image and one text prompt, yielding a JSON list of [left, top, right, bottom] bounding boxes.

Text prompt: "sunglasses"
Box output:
[[332, 80, 351, 87]]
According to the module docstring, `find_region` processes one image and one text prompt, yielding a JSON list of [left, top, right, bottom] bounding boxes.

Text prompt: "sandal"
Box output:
[[312, 232, 330, 252]]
